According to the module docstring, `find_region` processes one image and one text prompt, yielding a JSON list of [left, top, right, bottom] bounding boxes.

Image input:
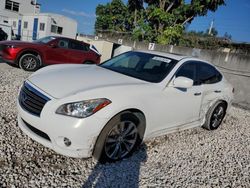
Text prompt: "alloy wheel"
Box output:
[[104, 121, 138, 160], [211, 105, 225, 128], [22, 57, 37, 70]]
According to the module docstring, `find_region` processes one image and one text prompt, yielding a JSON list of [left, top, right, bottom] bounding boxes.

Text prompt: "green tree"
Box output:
[[95, 0, 128, 32], [128, 0, 144, 27], [95, 0, 225, 44]]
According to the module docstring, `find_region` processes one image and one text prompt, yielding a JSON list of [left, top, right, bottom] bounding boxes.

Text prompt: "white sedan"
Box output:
[[17, 51, 234, 162]]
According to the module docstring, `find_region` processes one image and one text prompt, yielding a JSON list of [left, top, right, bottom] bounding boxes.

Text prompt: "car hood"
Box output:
[[28, 64, 147, 99]]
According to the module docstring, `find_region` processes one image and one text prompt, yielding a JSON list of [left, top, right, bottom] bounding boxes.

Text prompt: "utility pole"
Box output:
[[208, 19, 214, 36]]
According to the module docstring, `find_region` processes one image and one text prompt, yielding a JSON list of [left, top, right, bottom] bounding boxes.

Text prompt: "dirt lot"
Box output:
[[0, 62, 249, 187]]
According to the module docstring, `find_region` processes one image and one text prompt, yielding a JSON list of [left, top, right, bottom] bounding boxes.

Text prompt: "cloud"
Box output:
[[62, 9, 96, 18]]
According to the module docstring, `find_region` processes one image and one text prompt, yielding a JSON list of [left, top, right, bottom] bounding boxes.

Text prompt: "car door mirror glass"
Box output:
[[173, 76, 193, 89]]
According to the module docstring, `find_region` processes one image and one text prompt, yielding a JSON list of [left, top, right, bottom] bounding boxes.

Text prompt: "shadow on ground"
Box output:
[[82, 144, 147, 188]]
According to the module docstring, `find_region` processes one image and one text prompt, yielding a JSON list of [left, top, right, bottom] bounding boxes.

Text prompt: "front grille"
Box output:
[[19, 82, 50, 116], [22, 119, 51, 141]]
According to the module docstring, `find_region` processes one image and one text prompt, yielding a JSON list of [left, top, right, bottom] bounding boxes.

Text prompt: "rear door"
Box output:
[[67, 40, 91, 64], [196, 62, 224, 114]]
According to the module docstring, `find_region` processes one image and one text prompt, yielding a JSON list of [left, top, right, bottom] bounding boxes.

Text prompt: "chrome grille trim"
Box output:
[[19, 82, 50, 116]]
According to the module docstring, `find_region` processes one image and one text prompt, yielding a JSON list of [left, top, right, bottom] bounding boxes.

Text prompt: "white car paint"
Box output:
[[17, 51, 234, 158]]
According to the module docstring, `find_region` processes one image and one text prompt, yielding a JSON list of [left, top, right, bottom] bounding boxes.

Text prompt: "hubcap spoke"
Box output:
[[23, 57, 36, 70], [110, 143, 121, 159]]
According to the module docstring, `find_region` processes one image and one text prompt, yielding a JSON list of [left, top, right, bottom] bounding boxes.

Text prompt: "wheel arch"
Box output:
[[16, 49, 43, 66], [92, 108, 146, 159], [200, 98, 228, 126]]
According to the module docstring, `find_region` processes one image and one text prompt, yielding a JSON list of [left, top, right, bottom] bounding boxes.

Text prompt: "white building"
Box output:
[[0, 0, 77, 41]]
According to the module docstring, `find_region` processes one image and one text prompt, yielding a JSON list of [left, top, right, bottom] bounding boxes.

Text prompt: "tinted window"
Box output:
[[58, 39, 69, 49], [176, 62, 195, 80], [197, 63, 222, 84], [100, 51, 178, 83], [70, 41, 89, 51], [176, 62, 202, 86]]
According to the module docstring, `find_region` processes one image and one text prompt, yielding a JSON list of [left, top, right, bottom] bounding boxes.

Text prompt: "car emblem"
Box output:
[[21, 92, 28, 102]]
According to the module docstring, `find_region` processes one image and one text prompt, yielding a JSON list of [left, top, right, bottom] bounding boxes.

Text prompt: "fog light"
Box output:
[[64, 137, 71, 147]]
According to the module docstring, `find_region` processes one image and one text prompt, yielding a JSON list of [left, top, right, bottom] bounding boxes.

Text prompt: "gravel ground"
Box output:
[[0, 62, 250, 187]]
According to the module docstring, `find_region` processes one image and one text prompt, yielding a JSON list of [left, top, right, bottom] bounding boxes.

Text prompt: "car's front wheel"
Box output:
[[93, 112, 143, 163], [19, 54, 40, 71], [202, 101, 227, 130]]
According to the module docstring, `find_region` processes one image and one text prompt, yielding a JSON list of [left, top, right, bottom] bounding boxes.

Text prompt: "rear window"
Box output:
[[197, 63, 222, 84], [69, 41, 89, 51]]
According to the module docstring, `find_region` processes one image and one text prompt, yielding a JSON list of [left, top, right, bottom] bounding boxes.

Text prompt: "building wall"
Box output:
[[0, 1, 77, 41], [12, 13, 77, 41], [0, 0, 40, 20], [45, 14, 77, 39]]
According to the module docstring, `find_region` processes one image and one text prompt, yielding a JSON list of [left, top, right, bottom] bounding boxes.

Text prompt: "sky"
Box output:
[[38, 0, 250, 43]]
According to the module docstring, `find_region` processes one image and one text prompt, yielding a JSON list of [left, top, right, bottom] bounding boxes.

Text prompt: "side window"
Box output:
[[58, 40, 69, 49], [70, 41, 89, 51], [176, 62, 196, 82], [197, 63, 222, 84]]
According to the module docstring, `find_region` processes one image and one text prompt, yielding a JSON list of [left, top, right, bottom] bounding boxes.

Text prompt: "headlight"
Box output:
[[56, 98, 111, 118]]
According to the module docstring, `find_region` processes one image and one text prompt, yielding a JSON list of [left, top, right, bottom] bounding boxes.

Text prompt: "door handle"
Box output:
[[194, 92, 202, 96], [214, 90, 221, 93]]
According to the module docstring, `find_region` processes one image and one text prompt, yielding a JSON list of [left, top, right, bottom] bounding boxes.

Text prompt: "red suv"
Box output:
[[0, 36, 101, 71]]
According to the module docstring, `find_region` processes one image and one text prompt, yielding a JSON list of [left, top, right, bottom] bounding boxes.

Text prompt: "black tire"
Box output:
[[19, 54, 40, 71], [93, 112, 144, 163], [202, 101, 227, 130]]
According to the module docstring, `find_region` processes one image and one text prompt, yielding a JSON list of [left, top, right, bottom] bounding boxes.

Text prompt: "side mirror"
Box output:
[[173, 76, 193, 89]]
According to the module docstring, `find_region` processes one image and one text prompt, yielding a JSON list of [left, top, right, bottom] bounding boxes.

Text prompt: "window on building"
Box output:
[[5, 0, 19, 12], [39, 23, 45, 31], [13, 21, 16, 28], [57, 27, 63, 34], [51, 25, 63, 35], [51, 25, 57, 33], [23, 21, 28, 29]]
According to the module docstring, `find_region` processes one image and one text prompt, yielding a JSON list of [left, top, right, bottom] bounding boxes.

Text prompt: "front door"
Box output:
[[148, 61, 203, 135], [45, 39, 70, 64]]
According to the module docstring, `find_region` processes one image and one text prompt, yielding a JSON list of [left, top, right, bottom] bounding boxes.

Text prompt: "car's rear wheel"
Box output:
[[93, 112, 143, 163], [202, 101, 227, 130], [19, 54, 40, 71]]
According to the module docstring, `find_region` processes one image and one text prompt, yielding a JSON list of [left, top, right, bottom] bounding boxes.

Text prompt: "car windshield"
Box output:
[[100, 51, 178, 83], [34, 36, 57, 44]]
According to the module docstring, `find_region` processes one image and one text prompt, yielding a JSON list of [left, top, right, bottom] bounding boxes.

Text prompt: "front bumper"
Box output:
[[17, 95, 109, 158]]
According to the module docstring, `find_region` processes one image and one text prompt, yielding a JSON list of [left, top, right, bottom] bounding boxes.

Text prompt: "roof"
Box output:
[[135, 50, 188, 61]]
